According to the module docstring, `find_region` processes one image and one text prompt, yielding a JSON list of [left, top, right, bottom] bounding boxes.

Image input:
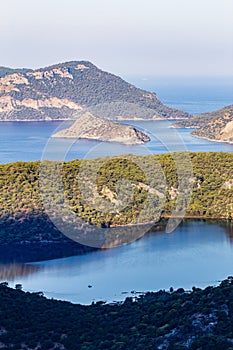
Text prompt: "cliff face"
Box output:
[[173, 105, 233, 143], [52, 112, 150, 145], [0, 61, 189, 121]]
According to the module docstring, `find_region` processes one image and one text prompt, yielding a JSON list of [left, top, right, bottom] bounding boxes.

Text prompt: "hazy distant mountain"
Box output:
[[53, 111, 150, 144], [0, 66, 32, 78], [173, 105, 233, 143], [0, 61, 189, 121]]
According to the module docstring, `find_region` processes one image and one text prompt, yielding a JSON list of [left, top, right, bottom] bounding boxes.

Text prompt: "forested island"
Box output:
[[0, 152, 232, 261], [1, 278, 233, 349]]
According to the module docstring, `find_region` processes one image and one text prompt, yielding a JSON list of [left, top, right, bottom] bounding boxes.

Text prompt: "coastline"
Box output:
[[191, 132, 233, 145], [0, 218, 231, 263], [0, 117, 187, 122], [171, 124, 233, 145]]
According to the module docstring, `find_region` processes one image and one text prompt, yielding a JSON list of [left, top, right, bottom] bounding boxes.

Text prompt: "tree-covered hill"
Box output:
[[1, 278, 233, 349], [0, 61, 189, 121], [173, 105, 233, 144], [0, 152, 232, 254]]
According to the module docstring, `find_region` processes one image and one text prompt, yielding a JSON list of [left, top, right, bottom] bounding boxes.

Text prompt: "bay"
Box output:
[[0, 78, 233, 305], [2, 221, 233, 305]]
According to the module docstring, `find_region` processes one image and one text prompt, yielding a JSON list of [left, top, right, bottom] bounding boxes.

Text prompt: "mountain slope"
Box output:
[[52, 112, 150, 144], [173, 105, 233, 143], [0, 61, 189, 121]]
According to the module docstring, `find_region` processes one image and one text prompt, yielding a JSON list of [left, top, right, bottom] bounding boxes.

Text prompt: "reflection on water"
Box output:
[[222, 222, 233, 241], [0, 263, 41, 281], [2, 221, 233, 304]]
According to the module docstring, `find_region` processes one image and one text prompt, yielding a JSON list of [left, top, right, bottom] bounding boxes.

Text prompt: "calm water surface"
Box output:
[[1, 79, 232, 304], [0, 120, 233, 164], [0, 78, 232, 163], [2, 221, 233, 304], [126, 76, 233, 114]]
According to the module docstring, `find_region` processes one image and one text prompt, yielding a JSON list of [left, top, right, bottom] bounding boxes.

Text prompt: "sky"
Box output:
[[0, 0, 232, 77]]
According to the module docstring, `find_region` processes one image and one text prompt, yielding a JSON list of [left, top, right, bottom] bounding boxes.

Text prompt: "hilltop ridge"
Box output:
[[0, 61, 189, 121]]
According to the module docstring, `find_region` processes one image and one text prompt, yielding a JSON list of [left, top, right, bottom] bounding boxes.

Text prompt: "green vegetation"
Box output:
[[0, 61, 189, 120], [1, 278, 233, 349], [0, 152, 232, 251], [173, 105, 233, 143], [0, 152, 232, 347]]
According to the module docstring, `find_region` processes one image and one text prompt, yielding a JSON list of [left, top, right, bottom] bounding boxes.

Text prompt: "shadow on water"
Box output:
[[0, 220, 232, 286]]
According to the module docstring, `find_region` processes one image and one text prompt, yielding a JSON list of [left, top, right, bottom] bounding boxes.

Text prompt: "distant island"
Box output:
[[0, 61, 189, 121], [173, 104, 233, 144], [52, 112, 150, 145]]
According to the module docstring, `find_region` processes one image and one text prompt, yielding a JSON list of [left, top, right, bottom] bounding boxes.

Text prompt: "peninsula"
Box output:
[[173, 104, 233, 144]]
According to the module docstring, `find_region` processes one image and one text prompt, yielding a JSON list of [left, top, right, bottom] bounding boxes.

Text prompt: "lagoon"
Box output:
[[1, 79, 232, 305], [2, 221, 233, 305]]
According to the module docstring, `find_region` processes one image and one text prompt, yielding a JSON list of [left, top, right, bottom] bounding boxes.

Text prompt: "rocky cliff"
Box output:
[[173, 105, 233, 143], [0, 61, 189, 121], [52, 112, 150, 145]]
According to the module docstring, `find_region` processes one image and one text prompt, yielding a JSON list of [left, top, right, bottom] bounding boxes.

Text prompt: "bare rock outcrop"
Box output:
[[52, 112, 150, 145]]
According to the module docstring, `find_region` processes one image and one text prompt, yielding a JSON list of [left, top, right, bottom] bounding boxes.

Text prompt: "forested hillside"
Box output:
[[0, 61, 189, 121], [1, 278, 233, 349], [0, 152, 232, 249]]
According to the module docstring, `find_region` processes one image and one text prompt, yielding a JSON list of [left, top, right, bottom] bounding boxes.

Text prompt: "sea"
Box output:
[[126, 75, 233, 114], [1, 77, 233, 304], [0, 76, 233, 164]]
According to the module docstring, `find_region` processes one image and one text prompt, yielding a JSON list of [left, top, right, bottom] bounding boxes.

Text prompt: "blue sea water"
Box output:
[[126, 76, 233, 114], [1, 118, 233, 164], [1, 78, 233, 304], [0, 76, 232, 164]]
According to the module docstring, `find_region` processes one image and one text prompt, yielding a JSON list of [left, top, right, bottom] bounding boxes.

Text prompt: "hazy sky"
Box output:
[[0, 0, 232, 77]]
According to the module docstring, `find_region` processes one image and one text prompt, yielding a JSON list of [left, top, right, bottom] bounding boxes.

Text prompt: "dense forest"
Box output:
[[1, 278, 233, 349], [0, 152, 233, 348], [0, 152, 232, 257]]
